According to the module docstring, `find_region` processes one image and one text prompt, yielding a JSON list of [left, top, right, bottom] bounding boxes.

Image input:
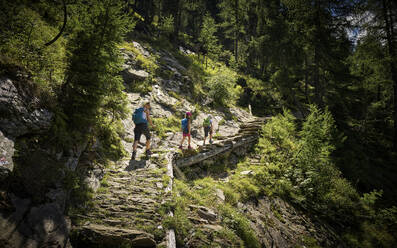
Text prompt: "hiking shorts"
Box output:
[[204, 126, 212, 137], [182, 130, 190, 137], [134, 123, 151, 142]]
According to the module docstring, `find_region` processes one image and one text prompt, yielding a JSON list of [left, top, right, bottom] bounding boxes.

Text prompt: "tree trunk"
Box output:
[[382, 0, 397, 151], [234, 0, 239, 63], [313, 0, 323, 107], [304, 55, 309, 102], [314, 48, 321, 106], [173, 0, 181, 41]]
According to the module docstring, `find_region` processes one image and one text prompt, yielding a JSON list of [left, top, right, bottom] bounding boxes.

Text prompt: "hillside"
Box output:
[[1, 39, 342, 247], [1, 1, 397, 248]]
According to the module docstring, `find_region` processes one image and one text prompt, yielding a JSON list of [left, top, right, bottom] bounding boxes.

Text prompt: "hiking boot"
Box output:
[[188, 146, 193, 150], [209, 139, 213, 144], [179, 145, 183, 150], [132, 150, 137, 159], [146, 150, 152, 156]]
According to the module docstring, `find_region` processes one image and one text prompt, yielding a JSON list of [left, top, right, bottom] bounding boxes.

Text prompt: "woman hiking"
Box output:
[[179, 112, 192, 150]]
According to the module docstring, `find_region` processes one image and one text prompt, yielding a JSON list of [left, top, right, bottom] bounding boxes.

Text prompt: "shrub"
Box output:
[[121, 41, 158, 73], [256, 106, 360, 221], [158, 15, 174, 37], [205, 67, 240, 106], [295, 106, 358, 215], [220, 205, 260, 248], [0, 4, 67, 95]]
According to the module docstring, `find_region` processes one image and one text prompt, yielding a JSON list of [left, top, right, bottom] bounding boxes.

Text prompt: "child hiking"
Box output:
[[132, 102, 155, 159], [203, 115, 213, 145], [179, 112, 192, 150]]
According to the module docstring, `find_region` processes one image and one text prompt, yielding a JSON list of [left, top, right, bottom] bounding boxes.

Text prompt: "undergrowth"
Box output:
[[165, 106, 397, 248]]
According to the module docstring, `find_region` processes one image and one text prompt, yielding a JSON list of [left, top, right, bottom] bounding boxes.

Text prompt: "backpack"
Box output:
[[181, 118, 189, 133], [203, 117, 211, 127], [132, 107, 147, 124]]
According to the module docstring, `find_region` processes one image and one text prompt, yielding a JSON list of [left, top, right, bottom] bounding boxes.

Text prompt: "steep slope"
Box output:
[[69, 41, 257, 247], [1, 39, 346, 248], [69, 41, 344, 248]]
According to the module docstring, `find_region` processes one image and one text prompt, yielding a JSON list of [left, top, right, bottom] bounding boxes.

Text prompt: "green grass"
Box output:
[[153, 116, 180, 139], [120, 41, 158, 73], [162, 174, 171, 187], [300, 236, 321, 248], [168, 91, 182, 100], [166, 176, 261, 247], [101, 174, 110, 187]]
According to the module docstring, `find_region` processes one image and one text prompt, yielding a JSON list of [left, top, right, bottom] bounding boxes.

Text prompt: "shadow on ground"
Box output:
[[125, 156, 147, 171]]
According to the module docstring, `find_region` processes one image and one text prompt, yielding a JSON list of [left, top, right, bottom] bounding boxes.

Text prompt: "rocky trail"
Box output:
[[66, 42, 267, 246], [0, 40, 343, 248], [70, 96, 267, 247], [70, 163, 168, 247]]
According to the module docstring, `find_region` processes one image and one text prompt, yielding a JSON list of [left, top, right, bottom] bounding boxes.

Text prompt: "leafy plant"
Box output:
[[205, 67, 241, 106]]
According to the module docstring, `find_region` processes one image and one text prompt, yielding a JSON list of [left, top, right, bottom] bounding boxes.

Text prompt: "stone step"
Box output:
[[72, 224, 157, 248]]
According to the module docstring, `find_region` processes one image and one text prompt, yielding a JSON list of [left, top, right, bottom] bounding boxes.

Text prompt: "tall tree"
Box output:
[[356, 0, 397, 150], [218, 0, 248, 64], [62, 0, 133, 140], [198, 13, 221, 66], [381, 0, 397, 150]]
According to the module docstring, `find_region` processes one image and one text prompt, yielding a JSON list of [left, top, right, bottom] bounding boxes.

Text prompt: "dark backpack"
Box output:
[[132, 107, 147, 124]]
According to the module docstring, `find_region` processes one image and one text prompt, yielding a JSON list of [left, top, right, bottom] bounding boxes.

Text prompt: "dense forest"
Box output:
[[1, 0, 397, 247]]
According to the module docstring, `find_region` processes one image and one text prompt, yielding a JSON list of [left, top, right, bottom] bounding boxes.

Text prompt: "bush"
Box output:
[[256, 106, 359, 220], [0, 4, 66, 95], [220, 205, 260, 248], [205, 67, 241, 106], [158, 15, 174, 37]]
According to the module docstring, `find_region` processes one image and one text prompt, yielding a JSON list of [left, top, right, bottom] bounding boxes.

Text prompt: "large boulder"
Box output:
[[0, 77, 53, 138], [0, 77, 53, 178], [121, 68, 149, 82]]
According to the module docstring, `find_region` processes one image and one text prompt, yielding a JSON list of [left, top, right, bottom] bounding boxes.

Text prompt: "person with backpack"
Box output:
[[179, 112, 192, 150], [203, 115, 213, 145], [132, 102, 154, 159]]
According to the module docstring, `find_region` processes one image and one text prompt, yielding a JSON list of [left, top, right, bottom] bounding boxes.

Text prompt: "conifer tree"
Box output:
[[198, 13, 221, 66], [218, 0, 248, 64], [62, 0, 133, 142]]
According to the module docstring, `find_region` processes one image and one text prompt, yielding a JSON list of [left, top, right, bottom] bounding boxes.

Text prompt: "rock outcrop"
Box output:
[[0, 77, 53, 177], [0, 77, 52, 138], [0, 194, 72, 248], [0, 130, 13, 180], [0, 76, 75, 248], [243, 196, 342, 247], [122, 68, 149, 82]]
